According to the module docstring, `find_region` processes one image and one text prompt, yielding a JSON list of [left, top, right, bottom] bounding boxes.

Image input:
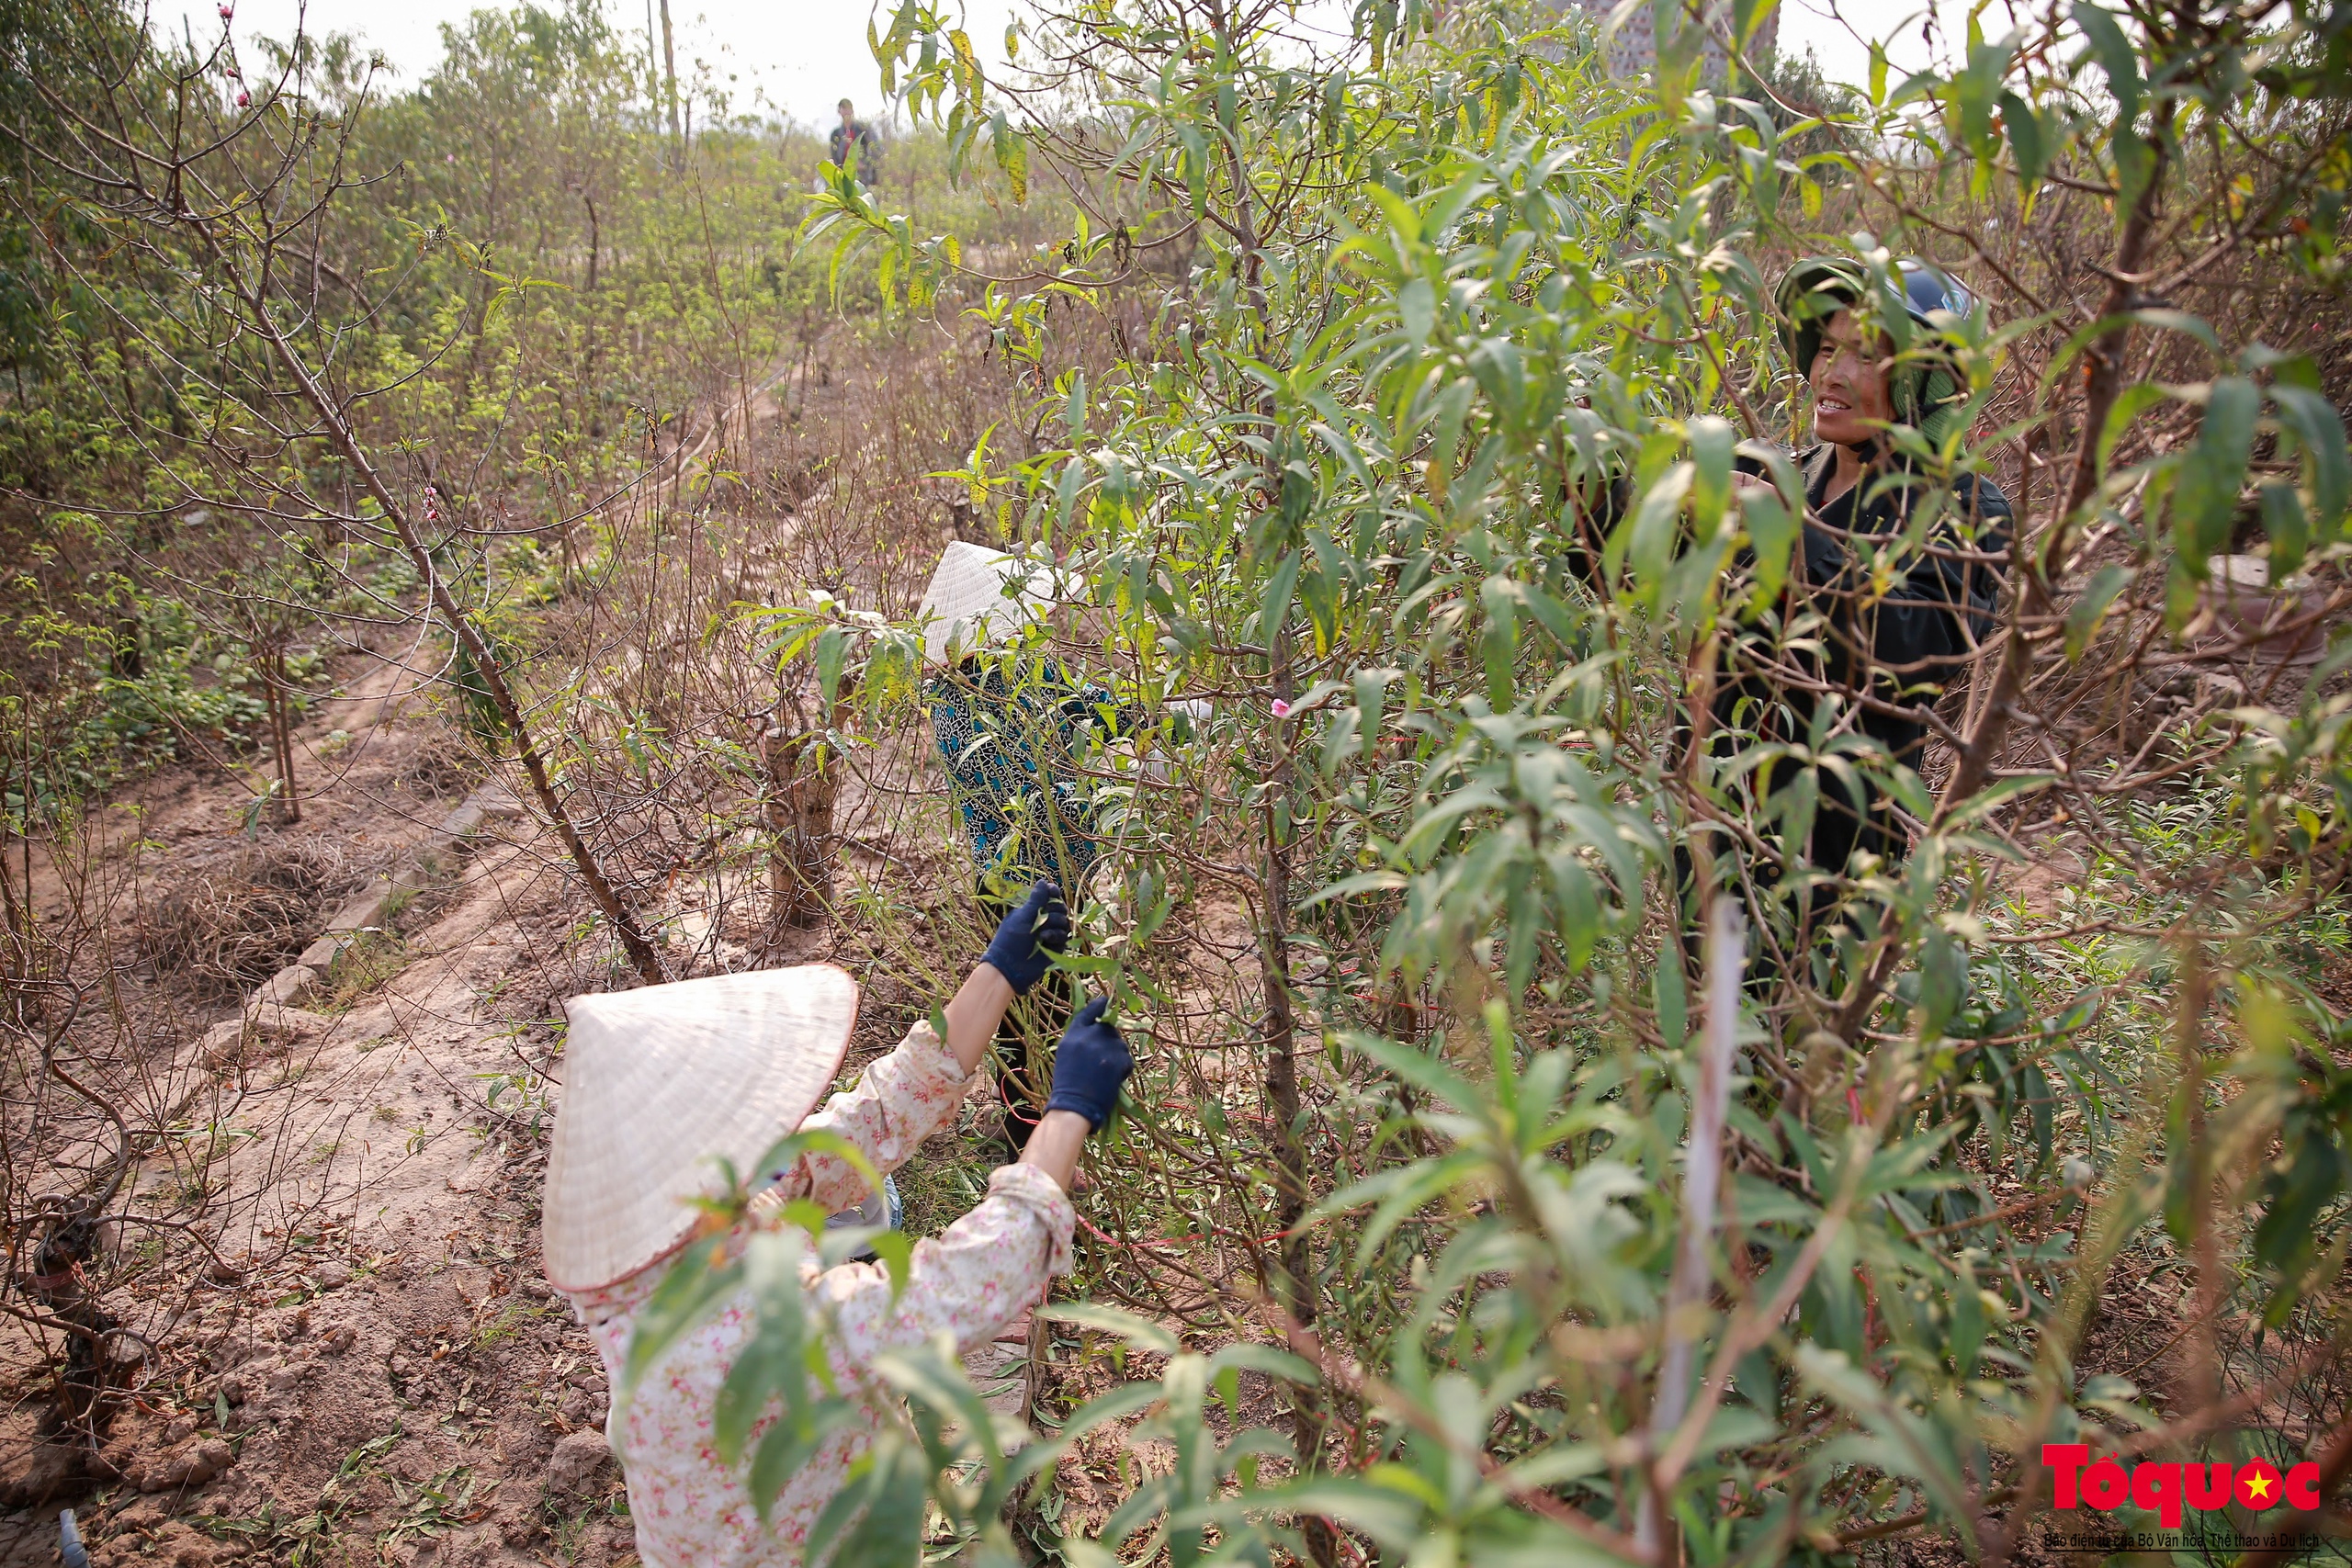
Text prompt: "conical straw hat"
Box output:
[[542, 964, 859, 1292], [917, 541, 1057, 664]]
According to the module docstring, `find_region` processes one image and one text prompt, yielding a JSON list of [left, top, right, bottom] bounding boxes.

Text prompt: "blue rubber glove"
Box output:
[[1045, 997, 1132, 1133], [980, 881, 1069, 997]]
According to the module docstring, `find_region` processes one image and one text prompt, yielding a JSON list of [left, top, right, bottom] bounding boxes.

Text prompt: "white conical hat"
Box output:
[[542, 965, 859, 1292], [917, 541, 1057, 664]]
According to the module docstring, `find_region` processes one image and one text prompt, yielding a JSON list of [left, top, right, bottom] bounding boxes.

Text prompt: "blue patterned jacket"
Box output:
[[925, 660, 1135, 890]]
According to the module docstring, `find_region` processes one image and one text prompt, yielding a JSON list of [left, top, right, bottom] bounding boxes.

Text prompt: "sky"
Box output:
[[151, 0, 1991, 131]]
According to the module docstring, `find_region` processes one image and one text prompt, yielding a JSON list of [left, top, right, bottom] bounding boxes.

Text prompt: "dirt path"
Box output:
[[25, 902, 637, 1568], [0, 313, 1053, 1565], [0, 605, 1040, 1567], [0, 635, 652, 1565]]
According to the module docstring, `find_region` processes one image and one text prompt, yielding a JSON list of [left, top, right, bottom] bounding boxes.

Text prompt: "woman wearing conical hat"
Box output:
[[916, 542, 1122, 902], [540, 882, 1132, 1566], [914, 544, 1205, 1154]]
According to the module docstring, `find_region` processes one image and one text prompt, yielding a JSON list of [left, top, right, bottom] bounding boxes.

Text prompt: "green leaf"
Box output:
[[1337, 1152, 1486, 1263], [1655, 937, 1689, 1049], [743, 1128, 887, 1212], [1615, 462, 1694, 606], [1519, 581, 1587, 655], [1320, 706, 1360, 777], [2165, 554, 2201, 629], [2174, 377, 2259, 578], [1056, 453, 1086, 529], [2044, 313, 2218, 395], [865, 1230, 913, 1304], [1799, 1345, 1979, 1538], [2098, 382, 2170, 479], [1917, 928, 1965, 1043], [2064, 564, 2132, 660], [1250, 1478, 1427, 1551], [1688, 415, 1736, 534], [1940, 773, 2056, 829], [1260, 549, 1303, 643], [746, 1401, 858, 1523], [1399, 276, 1435, 345], [2272, 384, 2351, 537], [2259, 483, 2309, 580], [1740, 485, 1799, 610], [2001, 90, 2048, 195], [1039, 1301, 1185, 1356], [1431, 376, 1476, 479], [815, 626, 847, 710], [2112, 129, 2155, 215], [870, 1339, 1001, 1442], [1479, 575, 1519, 712], [806, 1434, 929, 1568], [2072, 3, 2141, 127], [989, 111, 1029, 204], [1398, 784, 1509, 862], [947, 28, 978, 97], [1297, 869, 1409, 908], [1502, 1441, 1607, 1488], [1345, 1030, 1484, 1115], [1355, 666, 1396, 763], [1051, 1380, 1177, 1445], [621, 1233, 744, 1404], [2253, 1138, 2346, 1316], [1204, 1341, 1321, 1385]]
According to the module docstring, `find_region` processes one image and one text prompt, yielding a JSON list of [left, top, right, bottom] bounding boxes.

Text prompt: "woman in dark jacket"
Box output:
[[1726, 259, 2011, 878], [1580, 258, 2013, 976], [1700, 259, 2014, 972]]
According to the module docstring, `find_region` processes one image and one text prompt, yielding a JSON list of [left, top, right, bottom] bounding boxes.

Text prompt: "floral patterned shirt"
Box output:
[[560, 1018, 1076, 1568]]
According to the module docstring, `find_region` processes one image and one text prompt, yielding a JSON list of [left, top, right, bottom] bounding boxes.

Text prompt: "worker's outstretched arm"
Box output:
[[948, 879, 1069, 1073], [769, 882, 1069, 1213], [807, 992, 1134, 1359]]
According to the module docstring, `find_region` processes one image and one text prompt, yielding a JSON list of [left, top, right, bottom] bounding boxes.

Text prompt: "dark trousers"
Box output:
[[1676, 750, 1899, 991], [975, 884, 1078, 1150]]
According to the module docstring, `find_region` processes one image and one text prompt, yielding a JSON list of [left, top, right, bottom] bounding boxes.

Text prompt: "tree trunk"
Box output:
[[582, 189, 600, 293], [1213, 31, 1334, 1553], [238, 289, 667, 984], [659, 0, 681, 170], [1257, 626, 1325, 1469], [582, 188, 603, 451], [761, 718, 840, 929], [263, 641, 300, 825]]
